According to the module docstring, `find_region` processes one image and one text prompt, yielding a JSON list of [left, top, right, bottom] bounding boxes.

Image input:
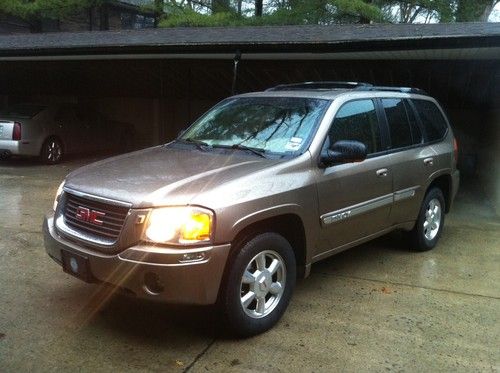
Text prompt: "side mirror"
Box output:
[[321, 140, 367, 166]]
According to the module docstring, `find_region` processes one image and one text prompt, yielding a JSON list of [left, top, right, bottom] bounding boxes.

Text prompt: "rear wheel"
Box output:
[[40, 137, 64, 165], [221, 232, 296, 336], [410, 187, 445, 251], [0, 151, 11, 161]]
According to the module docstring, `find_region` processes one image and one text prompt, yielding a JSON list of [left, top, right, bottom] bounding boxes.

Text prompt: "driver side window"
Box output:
[[325, 99, 382, 155]]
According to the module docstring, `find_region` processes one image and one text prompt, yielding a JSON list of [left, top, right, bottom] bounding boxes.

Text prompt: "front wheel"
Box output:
[[40, 137, 64, 165], [221, 232, 296, 337], [410, 187, 445, 251]]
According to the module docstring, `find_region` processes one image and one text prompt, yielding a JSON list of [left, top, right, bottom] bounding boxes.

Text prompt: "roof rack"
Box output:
[[354, 86, 428, 95], [266, 81, 373, 91], [266, 81, 428, 95]]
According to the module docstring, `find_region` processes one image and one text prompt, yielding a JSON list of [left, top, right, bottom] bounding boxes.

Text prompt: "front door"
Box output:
[[316, 99, 393, 254]]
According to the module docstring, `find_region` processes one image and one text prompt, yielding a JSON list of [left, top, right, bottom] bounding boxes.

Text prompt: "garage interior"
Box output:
[[0, 23, 499, 371], [0, 23, 499, 214]]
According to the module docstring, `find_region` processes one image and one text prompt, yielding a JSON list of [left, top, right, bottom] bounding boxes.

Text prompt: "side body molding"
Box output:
[[320, 186, 420, 226]]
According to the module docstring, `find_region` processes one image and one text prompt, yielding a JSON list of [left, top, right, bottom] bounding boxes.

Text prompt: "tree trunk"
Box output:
[[255, 0, 263, 17], [479, 0, 498, 21], [455, 0, 497, 22], [359, 0, 373, 23], [212, 0, 230, 13], [154, 0, 163, 27]]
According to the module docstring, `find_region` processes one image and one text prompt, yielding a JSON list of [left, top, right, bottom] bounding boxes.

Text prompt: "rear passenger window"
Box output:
[[327, 99, 381, 154], [404, 100, 423, 144], [382, 98, 413, 149], [412, 99, 448, 141]]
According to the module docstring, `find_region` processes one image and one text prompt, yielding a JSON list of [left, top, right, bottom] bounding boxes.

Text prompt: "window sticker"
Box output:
[[285, 137, 303, 151]]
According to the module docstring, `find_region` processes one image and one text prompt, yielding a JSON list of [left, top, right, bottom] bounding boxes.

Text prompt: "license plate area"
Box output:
[[61, 250, 94, 283]]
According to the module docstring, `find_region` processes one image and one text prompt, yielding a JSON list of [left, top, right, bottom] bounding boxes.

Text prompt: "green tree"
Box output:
[[138, 0, 500, 27], [0, 0, 102, 31], [378, 0, 499, 23], [160, 0, 385, 27]]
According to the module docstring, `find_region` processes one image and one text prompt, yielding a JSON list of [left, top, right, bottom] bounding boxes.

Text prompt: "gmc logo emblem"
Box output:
[[75, 206, 105, 226]]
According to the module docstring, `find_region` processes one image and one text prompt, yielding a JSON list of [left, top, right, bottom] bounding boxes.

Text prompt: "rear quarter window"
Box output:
[[412, 99, 448, 141], [381, 98, 419, 149]]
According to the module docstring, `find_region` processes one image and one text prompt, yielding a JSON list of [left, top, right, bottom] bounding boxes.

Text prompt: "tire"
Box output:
[[40, 137, 64, 165], [0, 152, 11, 161], [410, 187, 445, 251], [220, 232, 296, 337]]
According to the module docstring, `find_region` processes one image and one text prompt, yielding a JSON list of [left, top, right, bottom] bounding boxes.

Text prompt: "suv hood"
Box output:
[[65, 145, 282, 208]]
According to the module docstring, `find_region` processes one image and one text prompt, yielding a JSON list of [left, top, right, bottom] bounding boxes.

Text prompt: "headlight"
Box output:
[[143, 206, 214, 245], [53, 180, 65, 211]]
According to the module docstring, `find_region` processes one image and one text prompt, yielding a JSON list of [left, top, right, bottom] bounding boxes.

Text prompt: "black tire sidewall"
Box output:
[[413, 187, 445, 251], [222, 232, 296, 337]]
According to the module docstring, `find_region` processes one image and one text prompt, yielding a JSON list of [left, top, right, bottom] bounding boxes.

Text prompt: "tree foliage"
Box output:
[[158, 0, 385, 27], [0, 0, 101, 20], [154, 0, 499, 26], [0, 0, 498, 28]]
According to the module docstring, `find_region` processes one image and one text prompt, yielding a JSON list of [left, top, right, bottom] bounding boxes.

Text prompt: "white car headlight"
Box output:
[[53, 181, 65, 211], [143, 206, 214, 245]]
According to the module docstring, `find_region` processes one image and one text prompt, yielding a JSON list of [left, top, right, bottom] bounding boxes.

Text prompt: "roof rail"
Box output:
[[354, 86, 428, 95], [266, 81, 373, 91]]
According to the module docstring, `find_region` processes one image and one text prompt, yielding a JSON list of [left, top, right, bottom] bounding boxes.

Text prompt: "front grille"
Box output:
[[63, 193, 129, 242]]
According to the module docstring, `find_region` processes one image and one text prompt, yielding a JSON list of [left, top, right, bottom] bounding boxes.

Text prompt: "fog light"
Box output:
[[180, 252, 206, 263], [143, 272, 164, 295]]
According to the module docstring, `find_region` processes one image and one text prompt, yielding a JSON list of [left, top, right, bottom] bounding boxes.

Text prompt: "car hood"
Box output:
[[64, 145, 283, 208]]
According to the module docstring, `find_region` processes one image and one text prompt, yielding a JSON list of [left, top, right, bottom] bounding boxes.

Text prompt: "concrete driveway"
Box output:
[[0, 157, 499, 372]]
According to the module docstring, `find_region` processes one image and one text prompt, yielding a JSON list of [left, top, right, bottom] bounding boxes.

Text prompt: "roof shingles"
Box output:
[[0, 22, 498, 57]]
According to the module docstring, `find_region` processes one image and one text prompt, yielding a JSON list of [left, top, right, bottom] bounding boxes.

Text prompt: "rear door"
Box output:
[[316, 99, 393, 253], [378, 98, 435, 225]]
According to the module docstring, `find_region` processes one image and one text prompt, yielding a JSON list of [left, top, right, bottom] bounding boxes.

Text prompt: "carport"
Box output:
[[0, 22, 499, 212], [1, 22, 500, 372]]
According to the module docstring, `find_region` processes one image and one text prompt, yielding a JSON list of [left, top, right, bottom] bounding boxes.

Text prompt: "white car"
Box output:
[[0, 103, 135, 164]]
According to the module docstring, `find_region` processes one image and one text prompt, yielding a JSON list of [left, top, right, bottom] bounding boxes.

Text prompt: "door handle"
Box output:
[[424, 158, 434, 166], [376, 168, 388, 177]]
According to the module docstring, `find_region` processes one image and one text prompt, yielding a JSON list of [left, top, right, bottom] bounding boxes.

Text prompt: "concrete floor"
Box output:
[[0, 156, 499, 372]]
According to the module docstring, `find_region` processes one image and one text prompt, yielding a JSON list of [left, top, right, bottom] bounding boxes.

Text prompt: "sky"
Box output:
[[489, 2, 500, 22]]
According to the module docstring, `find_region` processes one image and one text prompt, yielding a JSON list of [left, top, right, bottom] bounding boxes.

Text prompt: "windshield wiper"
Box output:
[[213, 144, 268, 158], [176, 138, 211, 151]]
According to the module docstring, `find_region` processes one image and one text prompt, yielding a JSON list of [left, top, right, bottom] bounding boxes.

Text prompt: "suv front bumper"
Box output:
[[43, 213, 231, 305]]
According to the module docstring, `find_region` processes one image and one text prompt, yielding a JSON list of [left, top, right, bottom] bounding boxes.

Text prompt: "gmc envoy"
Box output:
[[44, 82, 459, 336]]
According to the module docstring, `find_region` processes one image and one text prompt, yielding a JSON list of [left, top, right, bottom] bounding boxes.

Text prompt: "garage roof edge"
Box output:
[[0, 22, 499, 59]]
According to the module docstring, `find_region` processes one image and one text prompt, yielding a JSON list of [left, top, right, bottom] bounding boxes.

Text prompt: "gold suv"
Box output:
[[44, 82, 460, 336]]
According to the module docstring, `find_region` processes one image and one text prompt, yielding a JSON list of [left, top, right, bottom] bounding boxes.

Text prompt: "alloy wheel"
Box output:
[[46, 140, 62, 163], [240, 250, 286, 319], [423, 198, 441, 241]]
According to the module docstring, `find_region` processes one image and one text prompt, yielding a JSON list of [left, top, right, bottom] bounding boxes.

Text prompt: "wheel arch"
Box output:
[[227, 212, 309, 279], [426, 173, 452, 213]]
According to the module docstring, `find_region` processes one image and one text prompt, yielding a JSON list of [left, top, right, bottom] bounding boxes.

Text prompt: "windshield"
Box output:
[[179, 97, 330, 155], [1, 104, 46, 118]]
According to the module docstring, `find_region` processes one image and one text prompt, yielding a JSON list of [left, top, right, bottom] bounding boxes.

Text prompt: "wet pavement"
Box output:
[[0, 156, 499, 372]]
